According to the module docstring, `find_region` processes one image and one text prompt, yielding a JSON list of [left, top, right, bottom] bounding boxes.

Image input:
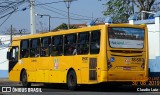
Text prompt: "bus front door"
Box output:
[[7, 46, 19, 72]]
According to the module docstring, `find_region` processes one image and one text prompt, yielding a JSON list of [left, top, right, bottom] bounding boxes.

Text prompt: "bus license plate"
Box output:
[[123, 67, 131, 70]]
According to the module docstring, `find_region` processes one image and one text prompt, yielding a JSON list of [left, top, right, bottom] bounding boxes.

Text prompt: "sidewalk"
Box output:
[[0, 78, 8, 81], [0, 78, 20, 86]]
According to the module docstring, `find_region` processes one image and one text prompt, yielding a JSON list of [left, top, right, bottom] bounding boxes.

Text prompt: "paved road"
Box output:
[[0, 78, 160, 95]]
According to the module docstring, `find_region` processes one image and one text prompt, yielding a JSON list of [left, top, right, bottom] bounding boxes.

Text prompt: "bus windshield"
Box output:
[[108, 27, 144, 49]]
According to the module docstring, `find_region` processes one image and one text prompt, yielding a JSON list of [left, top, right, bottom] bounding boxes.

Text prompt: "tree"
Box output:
[[5, 26, 18, 35], [103, 0, 158, 23], [132, 0, 155, 19], [36, 21, 48, 33], [103, 0, 134, 23], [52, 23, 78, 32], [4, 26, 29, 35]]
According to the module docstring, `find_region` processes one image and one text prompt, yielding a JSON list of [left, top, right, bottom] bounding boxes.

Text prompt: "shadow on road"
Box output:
[[1, 79, 160, 92], [41, 83, 160, 92]]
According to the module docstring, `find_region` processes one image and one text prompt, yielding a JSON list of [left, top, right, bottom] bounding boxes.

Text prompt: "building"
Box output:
[[128, 11, 160, 77], [0, 35, 22, 78], [0, 35, 10, 78]]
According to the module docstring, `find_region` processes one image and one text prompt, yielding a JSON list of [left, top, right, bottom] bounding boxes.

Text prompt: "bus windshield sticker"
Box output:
[[110, 57, 115, 62], [109, 39, 143, 48], [82, 57, 88, 63], [54, 58, 59, 70]]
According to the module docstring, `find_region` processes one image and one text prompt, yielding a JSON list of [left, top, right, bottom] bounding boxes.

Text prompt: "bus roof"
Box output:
[[13, 24, 146, 41]]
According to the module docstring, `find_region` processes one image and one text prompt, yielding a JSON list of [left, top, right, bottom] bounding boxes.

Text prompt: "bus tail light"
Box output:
[[141, 63, 145, 69], [107, 61, 112, 70]]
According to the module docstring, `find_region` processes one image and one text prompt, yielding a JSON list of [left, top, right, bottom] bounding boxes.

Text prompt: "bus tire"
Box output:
[[21, 70, 31, 87], [67, 70, 77, 91]]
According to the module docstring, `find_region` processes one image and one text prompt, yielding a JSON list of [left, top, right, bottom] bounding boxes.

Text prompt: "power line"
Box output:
[[16, 5, 30, 12], [37, 5, 68, 17], [36, 3, 92, 22], [0, 0, 28, 28], [15, 1, 92, 23], [0, 10, 15, 27], [6, 1, 93, 20], [36, 1, 93, 19], [35, 1, 65, 6], [0, 6, 16, 15], [0, 0, 27, 18], [38, 16, 91, 21]]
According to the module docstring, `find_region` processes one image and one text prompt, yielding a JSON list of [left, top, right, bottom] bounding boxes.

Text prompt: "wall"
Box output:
[[0, 35, 10, 78], [129, 13, 160, 77]]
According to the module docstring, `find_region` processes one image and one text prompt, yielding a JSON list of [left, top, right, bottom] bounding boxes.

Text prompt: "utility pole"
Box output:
[[49, 16, 51, 31], [64, 0, 77, 29], [30, 0, 36, 34], [35, 14, 51, 32], [10, 25, 12, 44]]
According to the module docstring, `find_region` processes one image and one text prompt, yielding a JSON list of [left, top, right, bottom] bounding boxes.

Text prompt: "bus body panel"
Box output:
[[9, 70, 20, 82], [107, 71, 147, 81], [105, 24, 148, 82]]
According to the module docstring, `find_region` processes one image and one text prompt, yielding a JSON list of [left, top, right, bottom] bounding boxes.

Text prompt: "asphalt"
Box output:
[[0, 78, 160, 95], [0, 78, 19, 86]]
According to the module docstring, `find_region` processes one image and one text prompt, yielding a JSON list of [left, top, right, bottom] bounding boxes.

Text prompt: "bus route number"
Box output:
[[82, 57, 88, 63], [132, 58, 144, 63]]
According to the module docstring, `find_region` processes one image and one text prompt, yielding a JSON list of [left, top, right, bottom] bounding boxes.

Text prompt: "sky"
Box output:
[[0, 0, 106, 33]]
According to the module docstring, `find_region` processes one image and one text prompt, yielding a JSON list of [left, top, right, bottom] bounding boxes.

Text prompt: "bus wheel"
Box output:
[[67, 70, 77, 90], [21, 70, 31, 87]]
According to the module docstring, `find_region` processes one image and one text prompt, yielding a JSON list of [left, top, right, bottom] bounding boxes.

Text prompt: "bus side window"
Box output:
[[40, 37, 51, 57], [21, 40, 29, 58], [77, 32, 89, 55], [51, 35, 63, 56], [90, 30, 101, 54], [30, 38, 40, 57], [64, 34, 77, 55]]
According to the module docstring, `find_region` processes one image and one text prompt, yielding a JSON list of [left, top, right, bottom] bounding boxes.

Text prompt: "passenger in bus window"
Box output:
[[30, 49, 35, 57], [95, 43, 100, 48], [23, 50, 29, 57], [46, 48, 49, 56], [52, 47, 58, 56], [72, 44, 77, 55], [41, 47, 48, 56], [21, 50, 25, 58], [68, 46, 73, 55], [72, 48, 76, 55], [35, 49, 40, 57], [57, 46, 63, 55]]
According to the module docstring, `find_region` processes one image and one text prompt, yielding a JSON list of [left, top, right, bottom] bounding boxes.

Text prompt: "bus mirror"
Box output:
[[7, 51, 11, 60]]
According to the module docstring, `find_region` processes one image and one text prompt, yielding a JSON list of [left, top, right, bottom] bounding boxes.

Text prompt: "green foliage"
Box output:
[[132, 0, 156, 19], [103, 0, 158, 22], [53, 23, 68, 31], [52, 23, 78, 31], [103, 0, 133, 23]]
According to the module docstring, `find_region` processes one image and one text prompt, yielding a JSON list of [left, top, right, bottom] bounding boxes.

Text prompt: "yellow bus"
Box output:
[[7, 24, 148, 90]]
